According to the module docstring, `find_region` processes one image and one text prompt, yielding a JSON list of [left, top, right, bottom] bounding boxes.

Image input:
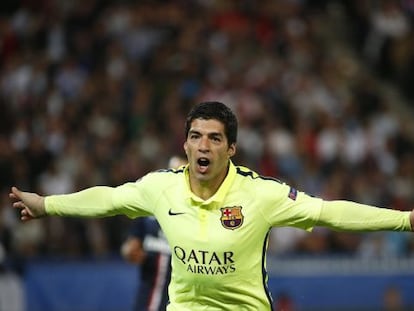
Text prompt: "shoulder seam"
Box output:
[[235, 166, 282, 183]]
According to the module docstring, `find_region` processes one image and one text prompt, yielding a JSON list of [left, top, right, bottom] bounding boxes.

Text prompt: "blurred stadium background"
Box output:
[[0, 0, 414, 310]]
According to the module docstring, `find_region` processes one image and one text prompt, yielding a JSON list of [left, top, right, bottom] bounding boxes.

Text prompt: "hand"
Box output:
[[9, 186, 46, 221], [121, 237, 146, 264]]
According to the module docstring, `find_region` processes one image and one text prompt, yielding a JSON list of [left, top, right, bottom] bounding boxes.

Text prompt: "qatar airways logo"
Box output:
[[174, 246, 236, 275]]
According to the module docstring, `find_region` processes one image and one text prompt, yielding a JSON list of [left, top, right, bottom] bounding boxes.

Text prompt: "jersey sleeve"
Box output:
[[318, 200, 412, 231], [45, 186, 118, 217], [111, 180, 154, 218], [259, 180, 323, 231], [45, 172, 162, 218]]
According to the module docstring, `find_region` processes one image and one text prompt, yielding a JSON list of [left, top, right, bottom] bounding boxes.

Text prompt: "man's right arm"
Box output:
[[10, 186, 119, 220], [45, 186, 117, 217]]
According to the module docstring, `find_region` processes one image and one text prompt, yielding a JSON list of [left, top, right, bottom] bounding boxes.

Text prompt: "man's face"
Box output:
[[184, 118, 235, 183]]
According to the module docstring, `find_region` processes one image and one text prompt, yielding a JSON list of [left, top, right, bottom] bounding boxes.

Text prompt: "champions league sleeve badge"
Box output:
[[220, 206, 244, 230], [288, 187, 298, 201]]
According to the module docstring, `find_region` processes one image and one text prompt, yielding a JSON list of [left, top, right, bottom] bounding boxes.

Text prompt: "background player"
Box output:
[[121, 156, 186, 311]]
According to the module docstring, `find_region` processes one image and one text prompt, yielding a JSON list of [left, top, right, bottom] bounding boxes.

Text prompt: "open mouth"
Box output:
[[197, 158, 210, 173], [198, 158, 210, 167]]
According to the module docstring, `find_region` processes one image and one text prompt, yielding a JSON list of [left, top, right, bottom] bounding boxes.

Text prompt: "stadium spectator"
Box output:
[[382, 284, 404, 311], [274, 291, 296, 311], [0, 243, 24, 311]]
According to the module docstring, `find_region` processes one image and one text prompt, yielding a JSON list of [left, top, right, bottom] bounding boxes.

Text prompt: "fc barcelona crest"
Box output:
[[220, 206, 244, 230]]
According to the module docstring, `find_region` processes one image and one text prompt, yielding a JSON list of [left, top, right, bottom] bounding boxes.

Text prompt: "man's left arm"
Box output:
[[316, 200, 413, 232]]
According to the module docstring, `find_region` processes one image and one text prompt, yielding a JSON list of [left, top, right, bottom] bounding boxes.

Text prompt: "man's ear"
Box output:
[[228, 143, 236, 158], [183, 141, 188, 155]]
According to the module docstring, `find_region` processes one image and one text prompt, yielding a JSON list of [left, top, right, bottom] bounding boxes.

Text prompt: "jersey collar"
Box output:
[[184, 160, 236, 206]]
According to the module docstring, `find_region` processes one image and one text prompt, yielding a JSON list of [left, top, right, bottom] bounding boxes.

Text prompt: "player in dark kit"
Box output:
[[121, 156, 186, 311], [122, 217, 171, 311]]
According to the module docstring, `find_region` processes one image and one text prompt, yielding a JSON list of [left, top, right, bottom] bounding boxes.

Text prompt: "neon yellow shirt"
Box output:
[[45, 161, 412, 310]]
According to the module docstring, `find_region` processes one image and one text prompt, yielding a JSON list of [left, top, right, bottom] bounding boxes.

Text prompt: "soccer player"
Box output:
[[9, 101, 414, 311], [121, 217, 171, 311]]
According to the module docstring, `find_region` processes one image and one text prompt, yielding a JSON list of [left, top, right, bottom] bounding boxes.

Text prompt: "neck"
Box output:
[[191, 181, 220, 201], [189, 166, 229, 201]]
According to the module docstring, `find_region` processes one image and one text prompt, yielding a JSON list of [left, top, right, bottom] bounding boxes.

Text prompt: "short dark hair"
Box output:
[[185, 101, 238, 145]]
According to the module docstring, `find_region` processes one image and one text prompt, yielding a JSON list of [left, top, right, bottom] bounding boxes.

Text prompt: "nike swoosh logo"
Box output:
[[168, 209, 185, 216]]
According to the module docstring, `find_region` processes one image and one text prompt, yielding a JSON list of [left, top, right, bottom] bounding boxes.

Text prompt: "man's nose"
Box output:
[[198, 136, 210, 151]]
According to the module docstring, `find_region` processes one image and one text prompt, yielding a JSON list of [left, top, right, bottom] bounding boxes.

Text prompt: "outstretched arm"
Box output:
[[10, 185, 119, 220], [317, 200, 413, 232]]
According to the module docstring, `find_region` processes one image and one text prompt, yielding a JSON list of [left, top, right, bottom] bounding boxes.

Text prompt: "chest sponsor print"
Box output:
[[220, 206, 244, 230]]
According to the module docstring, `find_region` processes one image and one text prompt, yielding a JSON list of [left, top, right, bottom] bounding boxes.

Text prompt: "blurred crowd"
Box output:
[[1, 0, 414, 267]]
